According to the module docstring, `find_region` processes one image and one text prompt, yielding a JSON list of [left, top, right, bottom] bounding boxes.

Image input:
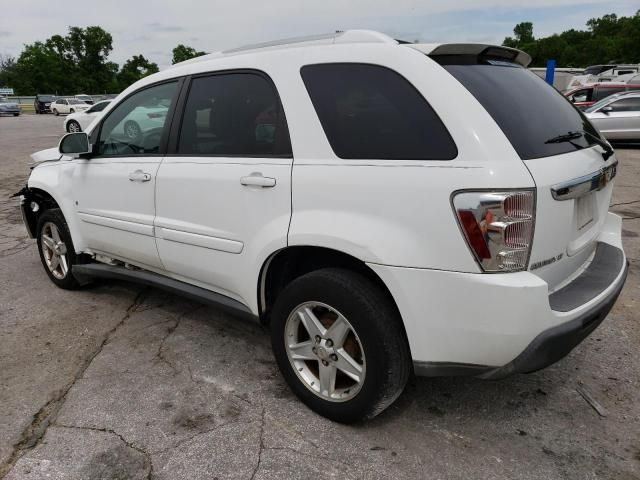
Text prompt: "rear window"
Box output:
[[441, 62, 601, 160], [301, 63, 457, 160]]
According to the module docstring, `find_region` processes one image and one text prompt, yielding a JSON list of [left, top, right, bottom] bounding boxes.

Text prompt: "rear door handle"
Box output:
[[240, 173, 276, 188], [129, 170, 152, 182]]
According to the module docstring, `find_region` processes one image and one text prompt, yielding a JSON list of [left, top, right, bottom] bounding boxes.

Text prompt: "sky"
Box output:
[[0, 0, 638, 70]]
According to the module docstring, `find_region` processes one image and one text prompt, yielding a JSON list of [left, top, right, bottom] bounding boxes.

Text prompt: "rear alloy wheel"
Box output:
[[271, 268, 410, 423], [67, 120, 82, 133], [285, 301, 366, 402], [36, 209, 81, 289], [124, 120, 141, 140]]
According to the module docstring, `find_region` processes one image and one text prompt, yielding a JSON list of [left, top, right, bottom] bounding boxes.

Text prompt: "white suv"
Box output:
[[16, 31, 628, 423]]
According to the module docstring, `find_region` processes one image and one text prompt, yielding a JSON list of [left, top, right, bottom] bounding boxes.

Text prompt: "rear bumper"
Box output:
[[481, 252, 628, 379], [369, 213, 627, 377]]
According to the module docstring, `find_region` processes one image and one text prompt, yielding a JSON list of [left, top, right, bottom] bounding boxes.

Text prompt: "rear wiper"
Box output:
[[582, 130, 614, 160], [544, 130, 614, 161], [544, 131, 583, 144]]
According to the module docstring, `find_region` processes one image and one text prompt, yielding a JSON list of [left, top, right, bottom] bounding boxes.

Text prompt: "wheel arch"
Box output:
[[20, 187, 62, 238], [257, 245, 411, 355]]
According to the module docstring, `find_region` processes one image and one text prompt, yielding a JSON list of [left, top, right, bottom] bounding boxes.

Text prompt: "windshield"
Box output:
[[38, 95, 55, 102], [441, 62, 602, 160], [0, 98, 9, 103]]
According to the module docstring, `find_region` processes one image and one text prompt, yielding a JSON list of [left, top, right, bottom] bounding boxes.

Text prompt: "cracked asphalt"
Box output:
[[1, 115, 639, 480]]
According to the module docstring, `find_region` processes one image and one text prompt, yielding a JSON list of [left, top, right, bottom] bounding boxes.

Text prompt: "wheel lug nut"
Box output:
[[326, 339, 333, 347], [321, 360, 329, 366], [330, 354, 338, 362], [315, 336, 321, 344]]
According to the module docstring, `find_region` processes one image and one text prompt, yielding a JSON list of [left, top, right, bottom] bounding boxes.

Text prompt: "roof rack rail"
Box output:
[[222, 30, 397, 55]]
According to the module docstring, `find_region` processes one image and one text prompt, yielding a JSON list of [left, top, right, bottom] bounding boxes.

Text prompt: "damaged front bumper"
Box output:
[[13, 186, 37, 238]]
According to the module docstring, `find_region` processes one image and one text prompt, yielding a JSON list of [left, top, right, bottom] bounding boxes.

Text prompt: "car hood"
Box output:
[[30, 147, 62, 164]]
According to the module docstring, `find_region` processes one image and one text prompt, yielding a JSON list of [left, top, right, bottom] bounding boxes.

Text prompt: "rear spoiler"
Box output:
[[408, 43, 532, 68]]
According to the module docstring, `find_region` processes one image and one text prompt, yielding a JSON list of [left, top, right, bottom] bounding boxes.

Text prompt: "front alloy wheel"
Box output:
[[36, 208, 81, 289], [285, 302, 365, 402], [40, 222, 69, 279]]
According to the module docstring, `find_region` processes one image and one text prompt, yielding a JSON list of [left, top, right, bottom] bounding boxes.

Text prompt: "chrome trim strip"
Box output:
[[551, 161, 618, 201]]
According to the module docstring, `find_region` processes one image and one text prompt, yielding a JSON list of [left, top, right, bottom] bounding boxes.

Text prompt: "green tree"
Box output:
[[503, 21, 534, 48], [7, 26, 119, 95], [117, 55, 159, 91], [502, 10, 640, 67], [0, 54, 17, 88], [171, 44, 206, 64]]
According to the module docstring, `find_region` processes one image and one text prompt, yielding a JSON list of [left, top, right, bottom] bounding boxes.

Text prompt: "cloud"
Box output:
[[145, 22, 184, 33]]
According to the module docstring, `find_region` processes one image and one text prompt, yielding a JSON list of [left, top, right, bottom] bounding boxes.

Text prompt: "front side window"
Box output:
[[301, 63, 457, 160], [608, 97, 640, 112], [177, 73, 291, 156], [97, 82, 177, 156]]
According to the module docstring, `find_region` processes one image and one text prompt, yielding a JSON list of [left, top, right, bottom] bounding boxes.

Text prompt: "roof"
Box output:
[[168, 30, 531, 68]]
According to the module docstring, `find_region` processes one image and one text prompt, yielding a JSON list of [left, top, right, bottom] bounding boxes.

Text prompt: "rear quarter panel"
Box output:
[[280, 44, 534, 270]]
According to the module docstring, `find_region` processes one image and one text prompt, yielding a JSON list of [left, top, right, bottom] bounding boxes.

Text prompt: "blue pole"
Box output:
[[545, 59, 556, 86]]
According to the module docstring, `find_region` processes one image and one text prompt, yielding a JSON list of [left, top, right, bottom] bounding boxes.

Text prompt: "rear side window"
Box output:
[[300, 64, 457, 160], [442, 63, 601, 160], [177, 73, 291, 157]]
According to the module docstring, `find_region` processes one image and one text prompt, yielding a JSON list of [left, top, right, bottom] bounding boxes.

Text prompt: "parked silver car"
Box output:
[[585, 91, 640, 141], [0, 97, 20, 116]]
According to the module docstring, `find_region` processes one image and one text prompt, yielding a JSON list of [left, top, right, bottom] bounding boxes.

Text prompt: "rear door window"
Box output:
[[441, 62, 601, 160], [300, 63, 457, 160]]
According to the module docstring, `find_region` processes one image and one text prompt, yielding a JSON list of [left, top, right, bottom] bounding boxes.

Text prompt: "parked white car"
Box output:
[[50, 98, 90, 116], [74, 94, 94, 105], [585, 92, 640, 141], [64, 100, 112, 133], [16, 31, 627, 423]]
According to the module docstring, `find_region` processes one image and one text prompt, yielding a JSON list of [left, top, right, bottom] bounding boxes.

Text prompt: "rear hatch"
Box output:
[[425, 45, 617, 292]]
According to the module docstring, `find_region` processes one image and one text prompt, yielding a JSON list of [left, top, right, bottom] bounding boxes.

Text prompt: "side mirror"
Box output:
[[601, 106, 613, 114], [58, 132, 90, 158]]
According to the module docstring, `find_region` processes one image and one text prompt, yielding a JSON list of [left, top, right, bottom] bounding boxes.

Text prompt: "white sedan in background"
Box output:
[[64, 100, 112, 132], [585, 91, 640, 141], [50, 98, 90, 116]]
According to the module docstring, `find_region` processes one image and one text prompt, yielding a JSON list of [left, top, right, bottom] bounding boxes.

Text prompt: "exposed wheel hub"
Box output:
[[284, 302, 366, 402]]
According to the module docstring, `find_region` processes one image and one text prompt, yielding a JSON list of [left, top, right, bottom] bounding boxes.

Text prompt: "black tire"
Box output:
[[53, 109, 59, 116], [270, 268, 410, 423], [36, 209, 81, 290], [67, 120, 81, 133], [69, 108, 75, 114]]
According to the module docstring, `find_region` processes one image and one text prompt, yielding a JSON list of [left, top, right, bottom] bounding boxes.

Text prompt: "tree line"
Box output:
[[0, 26, 207, 95], [503, 11, 640, 67]]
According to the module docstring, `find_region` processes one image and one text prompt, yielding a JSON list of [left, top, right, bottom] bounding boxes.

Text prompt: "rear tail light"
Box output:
[[452, 190, 535, 272]]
